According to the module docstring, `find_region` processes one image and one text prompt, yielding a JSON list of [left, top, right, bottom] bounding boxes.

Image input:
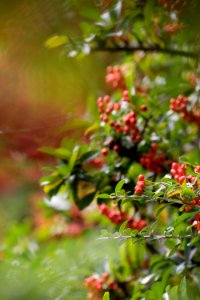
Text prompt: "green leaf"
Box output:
[[119, 220, 129, 234], [181, 186, 196, 200], [164, 226, 174, 234], [80, 8, 100, 21], [168, 243, 181, 257], [100, 229, 113, 237], [115, 179, 125, 194], [97, 193, 110, 199], [161, 268, 172, 293], [75, 191, 96, 210], [103, 292, 110, 300], [45, 35, 68, 48], [39, 147, 71, 160], [174, 211, 198, 227], [156, 204, 169, 217], [189, 235, 200, 246], [39, 146, 57, 156], [166, 284, 179, 300], [69, 146, 80, 172], [146, 281, 164, 298], [80, 150, 98, 162], [179, 277, 189, 300], [40, 175, 58, 186], [55, 148, 71, 160], [123, 228, 132, 235], [57, 165, 70, 176], [43, 178, 63, 194]]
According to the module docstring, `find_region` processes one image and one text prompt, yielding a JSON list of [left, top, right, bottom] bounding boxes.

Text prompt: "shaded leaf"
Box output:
[[75, 191, 96, 210]]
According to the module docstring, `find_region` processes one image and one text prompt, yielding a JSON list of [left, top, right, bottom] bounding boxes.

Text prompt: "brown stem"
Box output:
[[92, 45, 197, 59]]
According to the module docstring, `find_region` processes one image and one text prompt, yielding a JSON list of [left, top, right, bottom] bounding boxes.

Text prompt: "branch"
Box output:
[[98, 233, 197, 241], [109, 194, 192, 206], [92, 45, 197, 59]]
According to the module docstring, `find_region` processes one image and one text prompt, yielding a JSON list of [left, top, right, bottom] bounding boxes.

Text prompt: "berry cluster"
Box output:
[[140, 144, 166, 173], [97, 95, 121, 117], [101, 144, 120, 155], [170, 162, 199, 184], [97, 93, 142, 143], [98, 203, 147, 231], [170, 95, 188, 113], [170, 95, 200, 125], [105, 66, 126, 90], [170, 162, 186, 184], [170, 163, 200, 233], [185, 200, 200, 233], [185, 198, 200, 212], [193, 212, 200, 233], [84, 273, 118, 300], [134, 174, 145, 195], [122, 111, 141, 142]]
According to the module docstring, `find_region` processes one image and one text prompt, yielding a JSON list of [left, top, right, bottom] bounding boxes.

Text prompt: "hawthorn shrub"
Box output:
[[42, 1, 200, 299]]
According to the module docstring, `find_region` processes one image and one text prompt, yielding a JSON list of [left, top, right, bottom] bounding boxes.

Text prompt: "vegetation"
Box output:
[[1, 1, 200, 299]]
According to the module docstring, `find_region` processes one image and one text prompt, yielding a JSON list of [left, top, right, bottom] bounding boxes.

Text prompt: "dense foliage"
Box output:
[[39, 1, 200, 299]]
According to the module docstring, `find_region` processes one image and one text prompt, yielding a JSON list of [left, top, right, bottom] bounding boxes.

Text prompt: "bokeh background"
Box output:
[[0, 2, 118, 298], [0, 0, 110, 226]]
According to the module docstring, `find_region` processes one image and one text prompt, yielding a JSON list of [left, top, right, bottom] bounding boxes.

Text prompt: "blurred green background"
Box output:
[[0, 2, 118, 298], [0, 0, 109, 219]]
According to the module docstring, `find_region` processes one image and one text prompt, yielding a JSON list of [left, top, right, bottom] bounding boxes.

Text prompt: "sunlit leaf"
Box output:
[[115, 179, 125, 194], [103, 291, 110, 300], [45, 35, 68, 48]]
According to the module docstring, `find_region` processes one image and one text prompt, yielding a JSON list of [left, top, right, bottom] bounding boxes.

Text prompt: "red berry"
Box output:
[[123, 90, 129, 97], [113, 145, 119, 151], [151, 143, 158, 152], [113, 103, 121, 110], [103, 95, 110, 103], [134, 187, 143, 195], [138, 174, 145, 181], [140, 104, 147, 111], [195, 165, 200, 173], [137, 181, 145, 188], [135, 136, 142, 143], [170, 169, 176, 176], [172, 162, 178, 169], [178, 176, 186, 184], [101, 148, 109, 156]]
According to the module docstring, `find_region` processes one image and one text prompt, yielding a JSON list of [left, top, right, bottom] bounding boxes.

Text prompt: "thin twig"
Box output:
[[110, 194, 193, 206], [98, 234, 197, 241]]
